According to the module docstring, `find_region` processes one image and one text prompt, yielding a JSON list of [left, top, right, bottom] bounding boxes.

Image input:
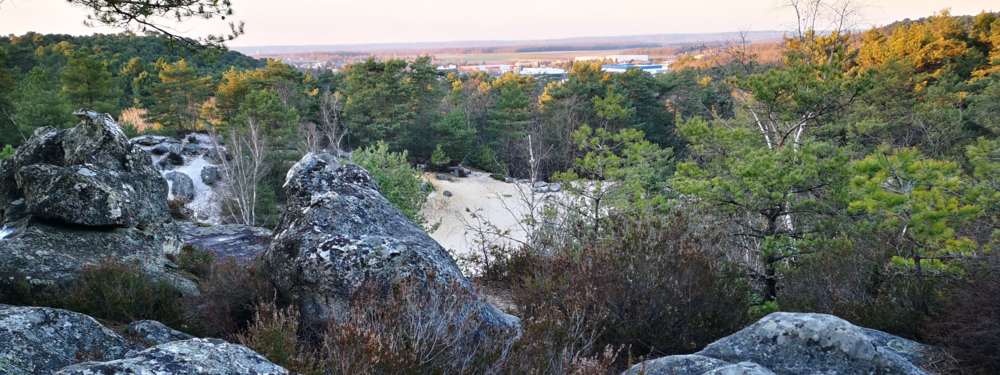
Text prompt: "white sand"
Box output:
[[420, 171, 541, 257]]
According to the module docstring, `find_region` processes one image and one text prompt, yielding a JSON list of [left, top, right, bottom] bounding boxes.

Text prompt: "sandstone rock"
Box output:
[[622, 355, 732, 375], [165, 171, 195, 202], [0, 111, 183, 287], [127, 320, 195, 346], [624, 312, 932, 375], [443, 190, 453, 197], [54, 338, 288, 375], [16, 164, 165, 228], [201, 166, 220, 185], [182, 144, 202, 156], [703, 362, 776, 375], [261, 153, 518, 330], [178, 222, 272, 260], [0, 305, 136, 375]]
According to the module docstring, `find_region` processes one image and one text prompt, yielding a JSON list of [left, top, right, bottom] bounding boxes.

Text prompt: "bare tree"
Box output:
[[216, 117, 269, 225], [318, 90, 347, 153]]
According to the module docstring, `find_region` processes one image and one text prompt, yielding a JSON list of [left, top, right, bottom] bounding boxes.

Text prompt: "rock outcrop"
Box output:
[[55, 338, 288, 375], [623, 312, 932, 375], [177, 222, 272, 260], [0, 110, 184, 286], [0, 305, 287, 375], [0, 305, 137, 375], [260, 152, 519, 331]]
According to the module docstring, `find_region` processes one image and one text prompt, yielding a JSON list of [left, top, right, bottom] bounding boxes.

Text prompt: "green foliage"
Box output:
[[0, 145, 15, 160], [429, 144, 450, 168], [342, 58, 416, 148], [850, 147, 980, 276], [12, 67, 78, 135], [350, 141, 430, 229], [233, 88, 300, 144], [60, 47, 121, 113], [145, 59, 212, 131]]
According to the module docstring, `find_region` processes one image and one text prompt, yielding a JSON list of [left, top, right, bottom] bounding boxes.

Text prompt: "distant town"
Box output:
[[279, 54, 671, 78]]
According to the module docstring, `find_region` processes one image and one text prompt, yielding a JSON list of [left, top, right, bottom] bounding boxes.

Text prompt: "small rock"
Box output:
[[548, 183, 562, 192], [436, 174, 451, 181], [505, 177, 514, 183], [201, 166, 220, 185], [533, 181, 548, 188], [167, 143, 183, 155], [443, 190, 453, 197], [151, 144, 169, 155], [419, 182, 429, 191], [182, 144, 202, 156], [127, 320, 194, 346], [165, 171, 196, 202]]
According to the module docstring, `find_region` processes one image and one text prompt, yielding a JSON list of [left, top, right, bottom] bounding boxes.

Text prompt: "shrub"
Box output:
[[507, 211, 752, 371], [922, 254, 1000, 374], [52, 259, 186, 330], [236, 302, 323, 375], [430, 143, 451, 170], [0, 144, 15, 160], [319, 275, 517, 375], [350, 141, 429, 229], [780, 226, 944, 338], [168, 244, 214, 280], [186, 256, 279, 339]]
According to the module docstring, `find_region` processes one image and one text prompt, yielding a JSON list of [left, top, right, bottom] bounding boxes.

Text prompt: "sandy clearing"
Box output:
[[420, 171, 542, 257]]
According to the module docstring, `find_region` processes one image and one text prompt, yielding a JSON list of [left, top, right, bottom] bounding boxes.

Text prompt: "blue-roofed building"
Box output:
[[601, 63, 669, 75]]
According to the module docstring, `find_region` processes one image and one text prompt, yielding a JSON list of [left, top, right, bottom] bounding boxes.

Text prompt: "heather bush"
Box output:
[[507, 211, 752, 371], [52, 259, 187, 330], [780, 225, 948, 338], [319, 276, 516, 375], [168, 244, 214, 280], [236, 302, 323, 375], [922, 253, 1000, 374], [186, 256, 280, 338]]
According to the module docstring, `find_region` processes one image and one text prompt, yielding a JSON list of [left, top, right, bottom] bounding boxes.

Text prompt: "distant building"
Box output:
[[606, 55, 649, 63], [519, 67, 567, 79], [574, 56, 603, 62], [436, 64, 458, 71], [459, 65, 516, 72], [601, 63, 669, 75]]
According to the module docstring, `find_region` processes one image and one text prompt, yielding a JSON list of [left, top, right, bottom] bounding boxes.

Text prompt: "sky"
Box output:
[[0, 0, 996, 47]]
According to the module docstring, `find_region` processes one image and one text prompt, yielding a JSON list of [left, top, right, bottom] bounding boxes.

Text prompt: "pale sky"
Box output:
[[0, 0, 996, 47]]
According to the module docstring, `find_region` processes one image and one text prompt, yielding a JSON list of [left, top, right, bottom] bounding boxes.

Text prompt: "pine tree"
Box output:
[[60, 47, 120, 114]]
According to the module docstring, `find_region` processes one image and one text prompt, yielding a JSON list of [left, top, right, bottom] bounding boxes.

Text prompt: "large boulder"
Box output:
[[623, 312, 932, 375], [165, 171, 195, 202], [0, 110, 183, 286], [0, 305, 136, 375], [260, 152, 518, 330], [55, 338, 288, 375]]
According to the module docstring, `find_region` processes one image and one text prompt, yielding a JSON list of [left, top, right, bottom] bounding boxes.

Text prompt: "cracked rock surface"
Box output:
[[261, 152, 519, 331], [0, 110, 183, 287], [623, 312, 932, 375]]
